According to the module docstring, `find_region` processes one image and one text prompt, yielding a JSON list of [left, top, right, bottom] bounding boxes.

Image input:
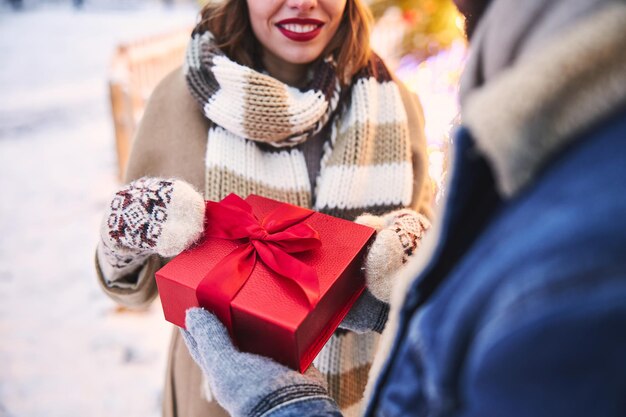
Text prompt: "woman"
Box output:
[[95, 0, 432, 416]]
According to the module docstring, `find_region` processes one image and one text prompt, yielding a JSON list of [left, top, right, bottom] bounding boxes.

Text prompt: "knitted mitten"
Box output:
[[358, 209, 431, 302], [340, 209, 431, 333], [182, 308, 340, 417], [97, 177, 205, 286]]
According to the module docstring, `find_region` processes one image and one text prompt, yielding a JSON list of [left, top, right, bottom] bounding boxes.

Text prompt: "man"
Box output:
[[181, 0, 626, 415]]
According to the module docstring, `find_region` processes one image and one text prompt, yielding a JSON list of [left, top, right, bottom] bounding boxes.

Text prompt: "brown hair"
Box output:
[[196, 0, 373, 85]]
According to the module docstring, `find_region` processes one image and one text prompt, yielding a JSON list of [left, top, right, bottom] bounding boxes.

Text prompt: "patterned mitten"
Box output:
[[340, 209, 431, 333], [97, 177, 205, 286], [181, 308, 341, 417]]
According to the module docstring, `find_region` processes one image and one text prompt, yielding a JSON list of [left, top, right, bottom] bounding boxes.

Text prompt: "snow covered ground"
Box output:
[[0, 3, 198, 416]]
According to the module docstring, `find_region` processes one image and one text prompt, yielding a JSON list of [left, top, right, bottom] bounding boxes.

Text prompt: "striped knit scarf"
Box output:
[[184, 30, 413, 416]]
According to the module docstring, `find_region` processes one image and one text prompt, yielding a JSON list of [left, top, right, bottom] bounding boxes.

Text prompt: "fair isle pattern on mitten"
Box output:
[[390, 210, 431, 263], [359, 209, 431, 303], [107, 177, 175, 251], [98, 177, 206, 287]]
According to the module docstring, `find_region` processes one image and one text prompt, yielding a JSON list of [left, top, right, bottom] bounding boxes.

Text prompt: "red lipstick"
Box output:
[[275, 18, 324, 42]]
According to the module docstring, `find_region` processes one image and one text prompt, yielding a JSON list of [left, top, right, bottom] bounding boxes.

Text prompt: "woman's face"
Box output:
[[247, 0, 347, 67]]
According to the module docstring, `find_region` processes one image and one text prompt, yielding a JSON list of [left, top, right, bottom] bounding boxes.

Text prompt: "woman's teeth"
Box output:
[[281, 24, 318, 33]]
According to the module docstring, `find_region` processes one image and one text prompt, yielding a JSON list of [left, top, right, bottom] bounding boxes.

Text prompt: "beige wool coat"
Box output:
[[96, 66, 430, 417]]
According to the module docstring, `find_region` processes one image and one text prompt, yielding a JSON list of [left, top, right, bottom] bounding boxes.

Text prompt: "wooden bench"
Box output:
[[108, 27, 193, 179]]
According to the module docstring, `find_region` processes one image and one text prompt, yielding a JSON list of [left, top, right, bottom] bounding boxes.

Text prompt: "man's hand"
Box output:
[[181, 308, 341, 417]]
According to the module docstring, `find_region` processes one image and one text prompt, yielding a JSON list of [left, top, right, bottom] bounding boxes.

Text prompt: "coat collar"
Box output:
[[462, 3, 626, 198], [363, 5, 626, 412]]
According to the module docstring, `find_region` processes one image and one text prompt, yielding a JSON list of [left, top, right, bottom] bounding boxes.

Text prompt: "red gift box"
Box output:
[[155, 194, 375, 372]]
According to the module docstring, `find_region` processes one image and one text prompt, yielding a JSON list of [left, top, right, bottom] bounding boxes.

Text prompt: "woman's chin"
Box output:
[[274, 47, 324, 66]]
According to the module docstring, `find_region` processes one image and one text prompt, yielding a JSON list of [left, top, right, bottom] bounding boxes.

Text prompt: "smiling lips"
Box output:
[[276, 18, 324, 42]]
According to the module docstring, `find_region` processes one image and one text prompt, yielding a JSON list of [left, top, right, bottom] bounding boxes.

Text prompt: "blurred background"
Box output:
[[0, 0, 465, 416]]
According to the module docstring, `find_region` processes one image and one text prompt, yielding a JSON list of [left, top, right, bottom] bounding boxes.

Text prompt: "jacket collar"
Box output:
[[363, 6, 626, 410], [462, 4, 626, 198]]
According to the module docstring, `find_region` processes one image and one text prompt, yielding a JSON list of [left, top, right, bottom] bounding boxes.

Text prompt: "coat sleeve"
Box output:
[[395, 81, 433, 220], [95, 66, 209, 309], [459, 294, 626, 417]]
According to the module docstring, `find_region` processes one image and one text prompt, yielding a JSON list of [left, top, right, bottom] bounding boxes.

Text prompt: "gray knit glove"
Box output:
[[181, 308, 341, 417], [340, 209, 431, 333], [97, 177, 205, 287]]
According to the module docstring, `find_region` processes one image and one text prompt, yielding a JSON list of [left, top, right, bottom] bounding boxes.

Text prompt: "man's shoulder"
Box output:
[[427, 107, 626, 351], [468, 107, 626, 341]]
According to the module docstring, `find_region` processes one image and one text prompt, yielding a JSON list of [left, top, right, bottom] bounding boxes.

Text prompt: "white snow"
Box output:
[[0, 3, 198, 416]]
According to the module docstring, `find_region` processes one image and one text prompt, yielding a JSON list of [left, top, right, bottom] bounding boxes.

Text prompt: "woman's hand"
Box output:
[[358, 209, 431, 302], [340, 209, 431, 333], [97, 177, 205, 284]]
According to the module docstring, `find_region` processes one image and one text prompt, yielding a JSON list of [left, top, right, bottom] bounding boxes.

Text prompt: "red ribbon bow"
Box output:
[[196, 194, 321, 331]]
